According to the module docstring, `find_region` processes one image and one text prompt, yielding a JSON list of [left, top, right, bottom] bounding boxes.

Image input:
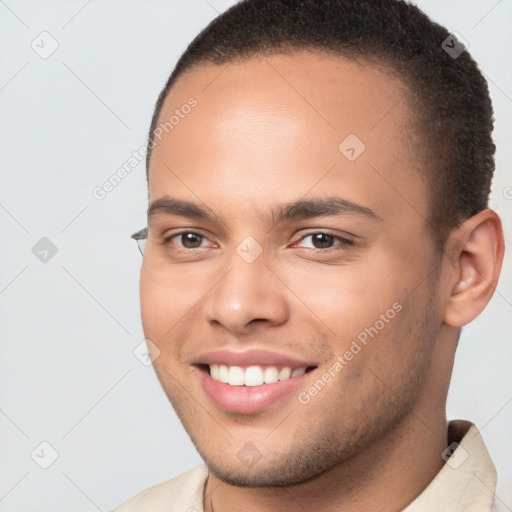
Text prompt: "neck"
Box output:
[[205, 407, 448, 512]]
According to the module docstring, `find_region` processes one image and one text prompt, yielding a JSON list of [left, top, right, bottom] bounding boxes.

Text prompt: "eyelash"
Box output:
[[160, 230, 354, 253]]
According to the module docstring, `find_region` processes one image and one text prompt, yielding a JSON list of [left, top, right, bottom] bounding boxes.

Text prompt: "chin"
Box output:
[[205, 459, 332, 488]]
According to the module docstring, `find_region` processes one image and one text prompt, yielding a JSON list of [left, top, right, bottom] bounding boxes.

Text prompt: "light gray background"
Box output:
[[0, 1, 510, 511]]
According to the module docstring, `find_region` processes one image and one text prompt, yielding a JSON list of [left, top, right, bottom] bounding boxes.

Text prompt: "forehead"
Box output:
[[148, 51, 426, 225]]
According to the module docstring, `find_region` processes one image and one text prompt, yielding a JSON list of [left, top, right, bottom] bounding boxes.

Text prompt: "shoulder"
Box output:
[[111, 464, 209, 512]]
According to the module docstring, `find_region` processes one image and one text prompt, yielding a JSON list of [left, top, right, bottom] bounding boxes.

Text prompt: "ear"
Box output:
[[443, 209, 505, 328]]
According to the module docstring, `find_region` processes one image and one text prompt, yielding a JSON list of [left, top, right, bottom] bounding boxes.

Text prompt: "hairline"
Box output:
[[146, 48, 419, 171]]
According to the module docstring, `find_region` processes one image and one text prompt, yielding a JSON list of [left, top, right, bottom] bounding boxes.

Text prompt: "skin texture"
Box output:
[[140, 52, 504, 512]]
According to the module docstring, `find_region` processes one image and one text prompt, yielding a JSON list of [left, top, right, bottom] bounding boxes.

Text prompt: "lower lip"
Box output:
[[199, 369, 312, 414]]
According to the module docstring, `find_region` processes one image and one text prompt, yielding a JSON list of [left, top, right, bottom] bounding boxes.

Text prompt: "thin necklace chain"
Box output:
[[208, 475, 215, 512]]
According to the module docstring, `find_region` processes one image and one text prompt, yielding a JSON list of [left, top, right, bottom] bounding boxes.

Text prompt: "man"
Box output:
[[115, 0, 505, 510]]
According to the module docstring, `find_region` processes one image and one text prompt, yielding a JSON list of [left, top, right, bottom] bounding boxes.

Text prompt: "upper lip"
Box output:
[[194, 348, 317, 369]]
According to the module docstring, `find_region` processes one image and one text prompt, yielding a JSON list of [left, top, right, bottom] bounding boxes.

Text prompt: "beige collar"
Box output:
[[403, 420, 496, 511]]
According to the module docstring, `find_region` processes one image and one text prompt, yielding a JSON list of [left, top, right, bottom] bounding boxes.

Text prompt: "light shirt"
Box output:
[[112, 420, 497, 512]]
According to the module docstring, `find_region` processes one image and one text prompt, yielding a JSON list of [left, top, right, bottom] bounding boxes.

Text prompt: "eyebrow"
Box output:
[[147, 195, 381, 224]]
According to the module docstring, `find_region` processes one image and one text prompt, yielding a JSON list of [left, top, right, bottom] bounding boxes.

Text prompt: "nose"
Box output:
[[203, 250, 290, 335]]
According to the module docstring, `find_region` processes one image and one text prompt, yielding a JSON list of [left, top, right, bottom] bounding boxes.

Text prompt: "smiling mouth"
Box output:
[[203, 364, 317, 387]]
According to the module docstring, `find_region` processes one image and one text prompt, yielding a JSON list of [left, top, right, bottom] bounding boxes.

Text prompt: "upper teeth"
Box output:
[[209, 364, 307, 386]]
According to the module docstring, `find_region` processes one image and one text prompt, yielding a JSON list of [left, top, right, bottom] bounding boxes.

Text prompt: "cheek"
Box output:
[[354, 288, 436, 382], [289, 255, 432, 385], [287, 258, 405, 340], [139, 265, 193, 341]]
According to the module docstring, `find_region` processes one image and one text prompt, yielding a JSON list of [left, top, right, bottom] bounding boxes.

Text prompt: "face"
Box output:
[[140, 52, 445, 486]]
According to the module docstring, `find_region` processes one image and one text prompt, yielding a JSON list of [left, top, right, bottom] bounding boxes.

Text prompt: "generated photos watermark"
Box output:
[[92, 97, 198, 201], [298, 301, 403, 405]]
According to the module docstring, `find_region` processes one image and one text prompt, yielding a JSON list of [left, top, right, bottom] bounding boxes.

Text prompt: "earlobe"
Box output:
[[443, 209, 505, 328]]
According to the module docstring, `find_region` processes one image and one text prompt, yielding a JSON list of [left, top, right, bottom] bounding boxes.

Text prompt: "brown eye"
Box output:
[[164, 231, 209, 249], [296, 232, 354, 250], [311, 233, 335, 249], [179, 232, 204, 248]]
